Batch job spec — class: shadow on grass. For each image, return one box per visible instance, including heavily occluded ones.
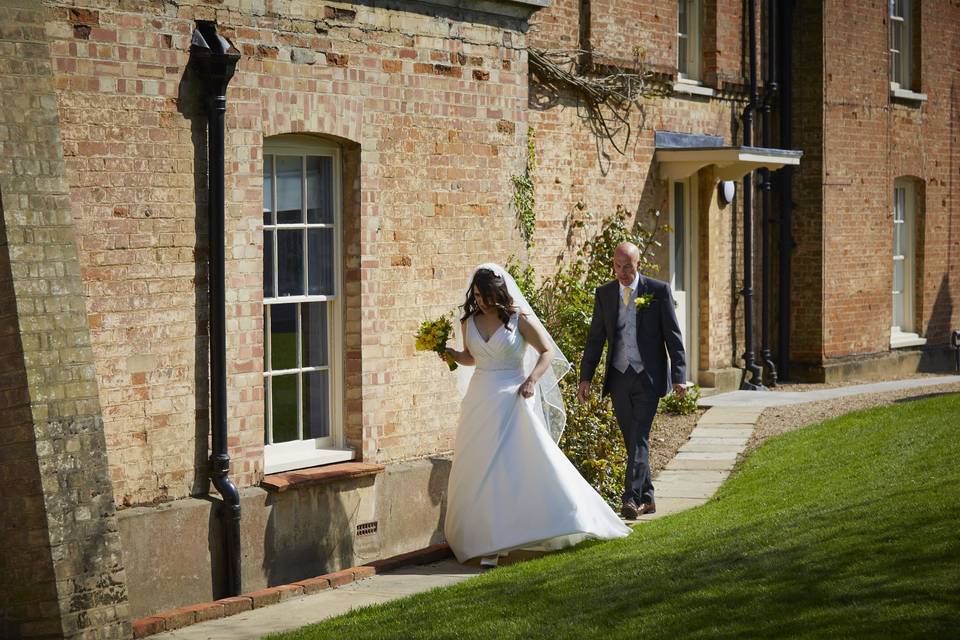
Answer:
[892,391,959,403]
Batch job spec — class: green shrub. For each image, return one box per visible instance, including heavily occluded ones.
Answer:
[508,204,671,505]
[658,384,701,415]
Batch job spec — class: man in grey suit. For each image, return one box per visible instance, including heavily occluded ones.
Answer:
[576,242,687,519]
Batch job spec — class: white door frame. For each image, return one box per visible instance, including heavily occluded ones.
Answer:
[668,175,700,384]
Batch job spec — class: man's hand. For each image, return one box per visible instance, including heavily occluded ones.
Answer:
[672,383,686,398]
[576,381,591,403]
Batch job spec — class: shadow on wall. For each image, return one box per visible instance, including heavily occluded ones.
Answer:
[919,274,956,373]
[927,274,954,343]
[427,456,452,544]
[203,496,228,600]
[0,195,63,639]
[176,58,212,498]
[260,481,358,587]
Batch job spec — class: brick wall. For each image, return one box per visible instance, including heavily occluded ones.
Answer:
[528,1,745,375]
[0,201,63,639]
[789,0,825,364]
[589,0,676,70]
[817,0,960,359]
[44,0,534,504]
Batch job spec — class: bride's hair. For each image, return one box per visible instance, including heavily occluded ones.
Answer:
[462,268,515,327]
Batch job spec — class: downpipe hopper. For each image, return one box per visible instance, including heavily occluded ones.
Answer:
[190,21,241,97]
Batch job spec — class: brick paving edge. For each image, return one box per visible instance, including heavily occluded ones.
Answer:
[131,543,452,638]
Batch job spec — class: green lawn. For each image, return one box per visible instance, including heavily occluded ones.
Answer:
[269,393,960,639]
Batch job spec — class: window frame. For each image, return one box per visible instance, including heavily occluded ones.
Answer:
[676,0,702,83]
[667,175,700,382]
[890,178,925,349]
[887,0,927,105]
[262,135,352,474]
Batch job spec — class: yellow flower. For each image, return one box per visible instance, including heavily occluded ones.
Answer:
[414,313,457,370]
[635,293,654,310]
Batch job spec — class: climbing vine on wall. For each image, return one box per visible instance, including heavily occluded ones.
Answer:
[511,127,537,251]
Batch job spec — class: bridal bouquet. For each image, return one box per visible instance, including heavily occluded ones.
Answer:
[415,314,458,371]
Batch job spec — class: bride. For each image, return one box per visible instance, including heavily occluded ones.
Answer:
[442,264,630,568]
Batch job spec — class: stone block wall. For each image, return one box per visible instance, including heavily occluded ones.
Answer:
[0,1,130,637]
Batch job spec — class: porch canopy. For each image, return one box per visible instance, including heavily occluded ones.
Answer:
[654,131,802,181]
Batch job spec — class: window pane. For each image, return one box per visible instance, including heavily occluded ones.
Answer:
[678,0,688,35]
[270,303,298,371]
[892,291,903,328]
[674,183,686,290]
[271,374,299,443]
[264,230,275,299]
[263,305,271,372]
[308,228,335,295]
[893,259,904,293]
[302,302,328,367]
[893,187,906,256]
[306,156,334,224]
[276,155,303,224]
[264,379,270,444]
[263,155,274,225]
[303,370,330,439]
[277,229,305,296]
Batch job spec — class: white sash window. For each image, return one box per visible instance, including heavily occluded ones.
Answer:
[677,0,702,82]
[263,136,352,473]
[890,178,925,349]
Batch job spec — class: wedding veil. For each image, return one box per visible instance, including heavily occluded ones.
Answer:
[451,263,572,442]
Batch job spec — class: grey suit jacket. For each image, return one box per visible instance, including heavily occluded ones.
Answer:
[579,276,687,398]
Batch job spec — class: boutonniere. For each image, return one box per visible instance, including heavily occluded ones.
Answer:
[635,292,654,310]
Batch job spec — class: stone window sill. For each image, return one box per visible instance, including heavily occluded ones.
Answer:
[673,80,714,98]
[890,331,927,349]
[264,446,354,475]
[890,84,927,104]
[261,462,385,493]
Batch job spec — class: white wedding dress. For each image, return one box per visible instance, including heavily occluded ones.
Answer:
[444,312,631,563]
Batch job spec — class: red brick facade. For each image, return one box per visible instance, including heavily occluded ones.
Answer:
[2,0,958,634]
[791,0,960,365]
[44,1,534,506]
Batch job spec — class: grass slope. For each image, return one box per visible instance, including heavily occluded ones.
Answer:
[270,392,960,639]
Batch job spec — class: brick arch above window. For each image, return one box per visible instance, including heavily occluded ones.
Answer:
[261,94,365,144]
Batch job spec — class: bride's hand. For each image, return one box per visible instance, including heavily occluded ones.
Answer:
[518,379,535,398]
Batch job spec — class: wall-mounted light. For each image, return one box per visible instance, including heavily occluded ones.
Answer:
[718,180,736,205]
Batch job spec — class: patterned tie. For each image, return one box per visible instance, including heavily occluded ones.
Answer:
[622,286,632,307]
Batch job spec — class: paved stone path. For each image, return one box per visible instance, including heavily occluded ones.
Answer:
[698,375,960,407]
[154,375,960,639]
[151,561,481,639]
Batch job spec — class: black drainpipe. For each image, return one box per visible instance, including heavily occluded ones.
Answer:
[741,0,764,390]
[760,0,778,386]
[776,1,796,381]
[189,21,242,597]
